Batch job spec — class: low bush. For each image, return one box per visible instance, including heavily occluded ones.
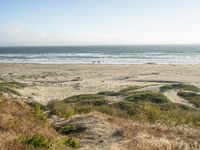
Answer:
[63,138,80,148]
[19,134,51,148]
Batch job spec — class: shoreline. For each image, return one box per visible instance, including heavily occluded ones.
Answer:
[1,62,200,65]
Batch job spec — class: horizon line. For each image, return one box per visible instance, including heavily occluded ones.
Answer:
[1,43,200,47]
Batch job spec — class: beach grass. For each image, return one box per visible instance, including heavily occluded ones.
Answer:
[0,82,27,96]
[47,90,200,126]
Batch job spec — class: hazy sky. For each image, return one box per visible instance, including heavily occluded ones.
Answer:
[0,0,200,46]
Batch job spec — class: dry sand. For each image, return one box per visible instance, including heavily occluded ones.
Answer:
[0,63,200,104]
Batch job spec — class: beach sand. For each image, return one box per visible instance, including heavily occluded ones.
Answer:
[0,63,200,104]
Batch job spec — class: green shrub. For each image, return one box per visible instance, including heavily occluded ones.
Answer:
[20,134,51,148]
[125,91,170,103]
[63,138,80,148]
[160,84,200,92]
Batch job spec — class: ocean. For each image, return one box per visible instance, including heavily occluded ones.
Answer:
[0,45,200,64]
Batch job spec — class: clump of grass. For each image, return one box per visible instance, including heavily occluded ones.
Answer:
[178,91,200,108]
[63,138,80,148]
[47,100,76,119]
[0,82,26,96]
[125,91,171,103]
[160,84,200,92]
[19,134,51,148]
[58,124,87,135]
[35,104,48,121]
[59,124,76,134]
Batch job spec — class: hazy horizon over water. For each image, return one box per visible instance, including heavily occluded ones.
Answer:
[0,45,200,64]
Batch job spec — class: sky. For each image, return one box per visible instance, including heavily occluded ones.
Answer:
[0,0,200,46]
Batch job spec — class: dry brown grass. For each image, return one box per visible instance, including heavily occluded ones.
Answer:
[95,112,200,150]
[123,122,200,150]
[0,95,68,150]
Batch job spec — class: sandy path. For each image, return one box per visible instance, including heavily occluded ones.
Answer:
[52,112,125,150]
[163,90,195,108]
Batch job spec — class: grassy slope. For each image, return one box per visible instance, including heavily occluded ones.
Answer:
[0,95,70,150]
[48,89,200,126]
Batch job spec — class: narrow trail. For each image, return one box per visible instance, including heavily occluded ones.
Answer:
[163,90,196,108]
[52,113,125,150]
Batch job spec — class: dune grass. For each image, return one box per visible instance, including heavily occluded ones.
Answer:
[160,84,200,92]
[19,134,51,148]
[0,82,27,96]
[62,138,80,148]
[47,91,200,126]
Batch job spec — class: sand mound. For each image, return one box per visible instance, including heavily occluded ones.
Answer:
[52,112,125,150]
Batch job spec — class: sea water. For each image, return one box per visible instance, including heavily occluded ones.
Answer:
[0,45,200,64]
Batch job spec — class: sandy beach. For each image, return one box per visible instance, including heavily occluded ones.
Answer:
[0,63,200,104]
